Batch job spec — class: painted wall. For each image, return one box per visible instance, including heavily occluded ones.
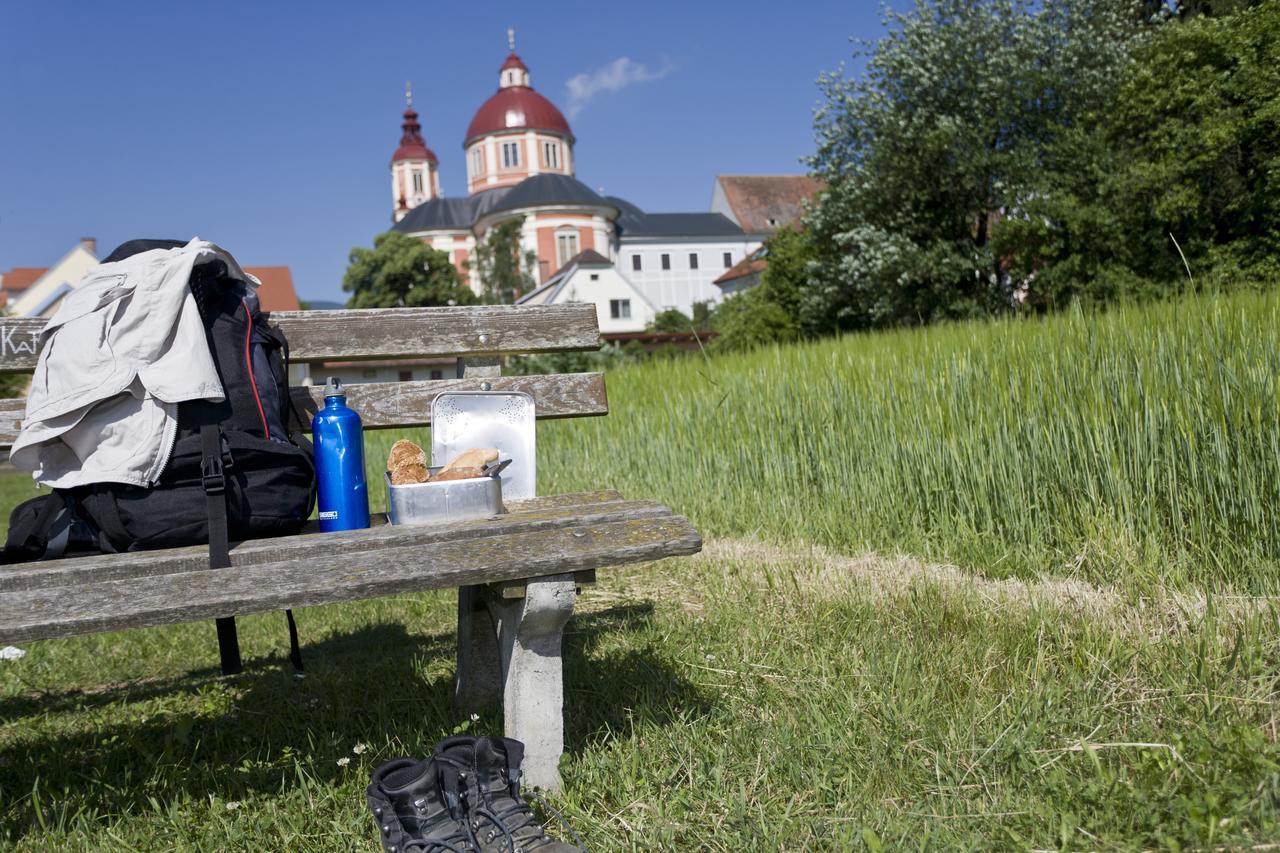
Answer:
[465,131,573,194]
[544,265,654,334]
[618,237,761,315]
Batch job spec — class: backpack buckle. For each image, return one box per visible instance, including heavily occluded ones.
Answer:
[201,455,225,496]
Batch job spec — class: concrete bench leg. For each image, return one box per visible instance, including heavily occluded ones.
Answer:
[455,584,503,714]
[491,573,577,792]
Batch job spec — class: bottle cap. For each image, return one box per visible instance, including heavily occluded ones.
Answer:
[324,376,345,399]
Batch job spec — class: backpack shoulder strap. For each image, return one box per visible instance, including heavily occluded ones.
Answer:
[201,424,242,676]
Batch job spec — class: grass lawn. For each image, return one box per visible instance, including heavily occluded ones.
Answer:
[2,542,1277,849]
[2,289,1279,848]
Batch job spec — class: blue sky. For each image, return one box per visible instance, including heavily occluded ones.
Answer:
[0,1,890,303]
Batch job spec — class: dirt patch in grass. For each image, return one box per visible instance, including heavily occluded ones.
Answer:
[619,538,1280,638]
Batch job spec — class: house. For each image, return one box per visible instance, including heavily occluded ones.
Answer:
[714,246,769,296]
[1,239,100,316]
[710,175,825,237]
[516,249,655,333]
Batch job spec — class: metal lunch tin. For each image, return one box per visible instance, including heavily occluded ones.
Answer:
[384,468,504,526]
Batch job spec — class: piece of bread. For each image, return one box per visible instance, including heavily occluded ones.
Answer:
[432,466,486,482]
[441,447,499,473]
[387,439,429,485]
[390,463,430,485]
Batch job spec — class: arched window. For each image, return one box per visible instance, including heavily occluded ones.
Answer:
[412,171,424,194]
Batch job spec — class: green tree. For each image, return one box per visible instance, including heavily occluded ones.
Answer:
[470,218,537,304]
[1108,2,1280,283]
[710,288,798,351]
[999,1,1280,296]
[804,0,1144,330]
[342,231,477,309]
[647,308,693,333]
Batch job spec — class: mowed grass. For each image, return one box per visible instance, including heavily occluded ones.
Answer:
[2,546,1279,850]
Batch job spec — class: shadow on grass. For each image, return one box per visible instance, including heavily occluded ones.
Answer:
[0,602,709,840]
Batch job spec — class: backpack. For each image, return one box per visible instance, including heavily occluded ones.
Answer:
[3,239,317,674]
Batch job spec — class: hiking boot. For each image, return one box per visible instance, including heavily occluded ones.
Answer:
[434,735,584,853]
[367,756,477,852]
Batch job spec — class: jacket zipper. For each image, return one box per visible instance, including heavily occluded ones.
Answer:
[149,403,181,485]
[242,298,271,438]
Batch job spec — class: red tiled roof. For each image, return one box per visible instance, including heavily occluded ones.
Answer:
[244,266,301,312]
[0,267,49,292]
[714,253,768,285]
[716,175,825,235]
[500,51,528,72]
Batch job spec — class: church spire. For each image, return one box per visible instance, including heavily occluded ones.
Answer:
[499,27,530,88]
[390,82,440,222]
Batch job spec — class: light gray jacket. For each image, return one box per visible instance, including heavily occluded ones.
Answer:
[10,239,260,488]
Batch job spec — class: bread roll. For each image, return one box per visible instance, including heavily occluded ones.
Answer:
[432,466,486,482]
[441,447,499,473]
[387,439,429,485]
[390,463,430,485]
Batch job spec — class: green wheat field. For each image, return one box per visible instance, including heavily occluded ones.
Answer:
[2,288,1279,849]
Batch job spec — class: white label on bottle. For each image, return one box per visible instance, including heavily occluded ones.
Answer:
[319,510,338,519]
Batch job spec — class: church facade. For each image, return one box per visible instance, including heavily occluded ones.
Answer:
[388,38,759,320]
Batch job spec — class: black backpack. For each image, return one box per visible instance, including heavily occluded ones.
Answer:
[3,239,317,674]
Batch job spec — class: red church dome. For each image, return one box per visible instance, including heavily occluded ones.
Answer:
[464,51,573,145]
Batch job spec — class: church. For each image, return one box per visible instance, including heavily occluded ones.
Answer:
[385,35,814,328]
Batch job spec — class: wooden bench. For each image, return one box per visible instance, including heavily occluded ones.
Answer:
[0,304,702,790]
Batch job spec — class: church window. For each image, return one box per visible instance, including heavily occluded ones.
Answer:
[412,171,424,194]
[631,255,642,272]
[723,252,733,268]
[661,254,671,271]
[471,148,483,176]
[689,253,699,270]
[556,229,579,267]
[610,299,631,320]
[544,141,560,169]
[502,141,521,168]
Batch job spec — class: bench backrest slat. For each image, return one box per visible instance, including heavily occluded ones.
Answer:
[0,304,601,373]
[0,372,607,450]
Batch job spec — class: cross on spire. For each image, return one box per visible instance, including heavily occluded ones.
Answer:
[507,27,515,51]
[405,80,413,107]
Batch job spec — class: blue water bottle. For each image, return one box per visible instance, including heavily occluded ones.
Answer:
[312,376,370,532]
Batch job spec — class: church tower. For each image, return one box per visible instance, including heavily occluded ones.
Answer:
[463,30,576,195]
[390,83,441,222]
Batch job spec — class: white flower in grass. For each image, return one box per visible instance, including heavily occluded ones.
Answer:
[225,801,241,811]
[337,756,351,767]
[470,713,480,722]
[352,743,367,755]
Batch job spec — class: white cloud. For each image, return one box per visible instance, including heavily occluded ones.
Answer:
[564,57,675,118]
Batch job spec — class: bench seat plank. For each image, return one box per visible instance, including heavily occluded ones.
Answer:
[0,494,666,593]
[0,514,701,644]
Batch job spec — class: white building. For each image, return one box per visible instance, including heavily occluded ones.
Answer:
[385,36,824,323]
[516,249,656,333]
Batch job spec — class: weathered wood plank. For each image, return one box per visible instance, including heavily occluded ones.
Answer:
[287,372,607,430]
[0,497,670,592]
[0,372,607,449]
[0,304,602,374]
[0,515,703,643]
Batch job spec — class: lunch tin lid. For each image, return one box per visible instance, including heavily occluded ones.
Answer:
[430,391,536,500]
